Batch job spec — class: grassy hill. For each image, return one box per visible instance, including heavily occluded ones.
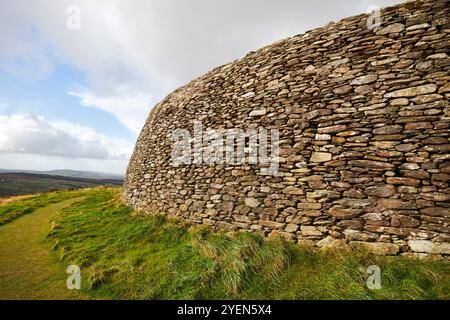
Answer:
[0,172,122,197]
[35,169,123,180]
[0,169,124,180]
[0,187,449,300]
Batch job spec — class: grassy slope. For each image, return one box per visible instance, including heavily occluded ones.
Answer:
[0,172,122,197]
[0,198,87,299]
[0,188,101,225]
[44,188,449,300]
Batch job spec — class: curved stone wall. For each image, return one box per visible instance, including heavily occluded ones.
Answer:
[123,0,450,257]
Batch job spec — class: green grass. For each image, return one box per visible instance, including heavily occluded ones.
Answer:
[0,178,95,197]
[45,188,450,300]
[0,188,102,225]
[0,172,122,197]
[0,198,87,299]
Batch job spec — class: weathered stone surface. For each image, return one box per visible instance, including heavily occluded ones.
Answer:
[344,229,373,241]
[249,108,267,117]
[405,122,432,130]
[217,202,234,212]
[373,125,403,135]
[333,85,352,95]
[123,0,450,258]
[310,152,332,163]
[408,240,450,254]
[350,241,400,255]
[398,186,418,194]
[307,190,340,200]
[390,98,409,106]
[317,236,349,249]
[350,74,378,85]
[384,84,437,98]
[421,207,450,217]
[285,223,299,233]
[268,230,296,241]
[420,193,450,202]
[378,199,416,210]
[391,215,420,228]
[365,185,396,198]
[386,177,421,186]
[376,23,405,35]
[315,134,331,141]
[245,197,260,208]
[317,125,347,134]
[350,160,395,170]
[297,202,322,210]
[259,220,285,230]
[301,226,322,236]
[439,82,450,94]
[400,163,420,170]
[335,198,374,209]
[329,206,362,219]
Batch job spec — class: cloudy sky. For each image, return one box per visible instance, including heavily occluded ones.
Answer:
[0,0,401,174]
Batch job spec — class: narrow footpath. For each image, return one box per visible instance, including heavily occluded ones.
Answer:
[0,198,87,299]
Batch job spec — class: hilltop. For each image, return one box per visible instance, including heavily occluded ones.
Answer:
[0,171,123,197]
[0,168,124,180]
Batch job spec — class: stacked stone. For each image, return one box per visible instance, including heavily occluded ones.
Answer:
[123,0,450,258]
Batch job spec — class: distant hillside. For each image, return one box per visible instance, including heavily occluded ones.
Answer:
[0,172,123,197]
[0,169,124,180]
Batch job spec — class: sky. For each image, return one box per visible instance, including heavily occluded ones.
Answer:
[0,0,401,174]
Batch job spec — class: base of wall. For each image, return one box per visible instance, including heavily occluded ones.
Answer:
[130,204,450,260]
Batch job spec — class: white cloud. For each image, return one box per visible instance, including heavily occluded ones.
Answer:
[0,0,402,135]
[0,153,127,175]
[0,0,405,174]
[67,87,153,133]
[0,101,9,113]
[0,4,55,80]
[0,114,133,161]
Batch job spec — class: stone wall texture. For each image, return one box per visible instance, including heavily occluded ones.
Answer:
[123,0,450,258]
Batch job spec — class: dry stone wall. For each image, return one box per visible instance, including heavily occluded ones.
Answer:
[123,0,450,258]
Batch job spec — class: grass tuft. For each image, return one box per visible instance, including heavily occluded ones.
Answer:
[35,188,450,300]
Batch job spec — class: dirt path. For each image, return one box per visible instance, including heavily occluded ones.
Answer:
[0,198,88,299]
